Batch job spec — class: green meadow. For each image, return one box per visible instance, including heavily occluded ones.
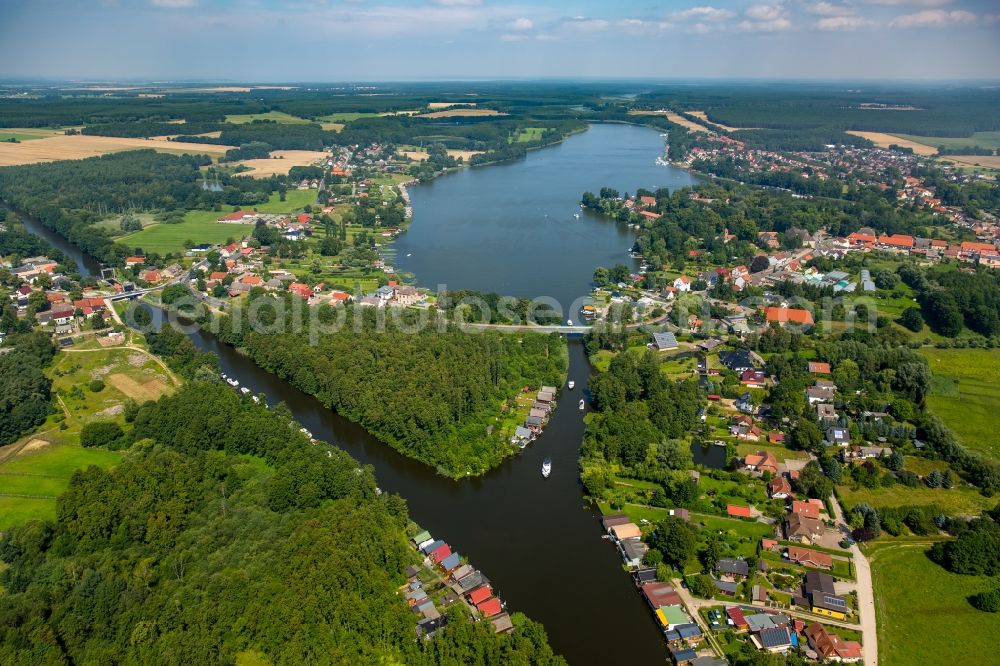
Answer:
[920,348,1000,460]
[894,131,1000,152]
[224,111,312,124]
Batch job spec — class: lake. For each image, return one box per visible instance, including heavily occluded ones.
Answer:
[395,123,699,316]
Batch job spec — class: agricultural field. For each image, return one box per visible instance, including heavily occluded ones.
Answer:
[421,108,505,119]
[316,112,381,123]
[868,541,1000,666]
[628,110,708,133]
[837,479,994,516]
[844,131,938,156]
[235,149,328,178]
[892,131,1000,152]
[942,155,1000,170]
[920,348,1000,459]
[224,111,311,124]
[0,134,233,166]
[688,111,758,132]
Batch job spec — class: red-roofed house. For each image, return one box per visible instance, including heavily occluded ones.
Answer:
[769,476,792,499]
[846,232,876,247]
[288,282,313,299]
[878,234,914,251]
[477,597,503,618]
[727,504,752,519]
[209,271,228,281]
[125,256,146,267]
[141,270,162,284]
[241,275,263,286]
[744,451,779,475]
[297,213,310,224]
[791,500,820,520]
[805,622,863,662]
[787,546,833,569]
[726,606,748,632]
[639,210,662,221]
[808,361,831,374]
[765,306,814,327]
[468,585,493,605]
[429,544,451,563]
[217,210,257,223]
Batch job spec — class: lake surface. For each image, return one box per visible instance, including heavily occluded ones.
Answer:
[19,123,702,664]
[395,123,699,317]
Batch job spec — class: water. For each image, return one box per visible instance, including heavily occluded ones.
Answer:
[691,441,728,470]
[7,205,102,277]
[395,123,699,315]
[21,123,701,664]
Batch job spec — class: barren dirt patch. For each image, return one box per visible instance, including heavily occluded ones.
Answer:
[628,110,708,133]
[106,373,169,402]
[421,108,504,119]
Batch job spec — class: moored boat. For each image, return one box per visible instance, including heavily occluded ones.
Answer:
[567,380,575,390]
[542,458,551,478]
[578,399,585,410]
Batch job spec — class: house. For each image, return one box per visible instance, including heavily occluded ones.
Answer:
[718,351,757,372]
[491,612,514,634]
[825,427,850,446]
[673,275,692,292]
[740,369,766,388]
[412,530,431,546]
[601,514,632,531]
[791,500,820,520]
[744,451,779,475]
[808,361,831,374]
[633,568,658,585]
[467,585,493,606]
[712,579,737,596]
[671,647,698,665]
[439,552,461,573]
[639,195,657,208]
[727,504,752,519]
[610,523,642,541]
[288,282,313,299]
[394,285,421,306]
[641,582,682,609]
[429,543,452,563]
[765,306,814,327]
[817,403,838,424]
[753,626,793,653]
[804,622,863,662]
[217,210,258,223]
[806,386,836,403]
[787,546,833,570]
[715,557,750,580]
[477,597,503,618]
[769,476,792,499]
[878,234,914,251]
[726,605,748,631]
[802,572,849,619]
[450,564,473,582]
[655,604,689,631]
[124,256,146,268]
[640,210,662,221]
[653,331,679,351]
[736,392,755,414]
[768,432,785,445]
[841,445,892,462]
[619,538,648,567]
[785,513,824,544]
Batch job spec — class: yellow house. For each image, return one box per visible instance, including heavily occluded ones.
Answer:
[811,594,848,621]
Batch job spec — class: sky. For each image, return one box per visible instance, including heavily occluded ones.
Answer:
[1,0,998,81]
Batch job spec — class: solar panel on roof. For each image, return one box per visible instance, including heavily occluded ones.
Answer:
[823,595,847,608]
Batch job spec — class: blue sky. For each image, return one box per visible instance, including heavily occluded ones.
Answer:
[1,0,998,80]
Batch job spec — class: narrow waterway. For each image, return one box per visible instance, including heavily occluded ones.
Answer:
[15,123,699,664]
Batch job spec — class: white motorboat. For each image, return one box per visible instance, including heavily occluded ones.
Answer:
[579,399,585,411]
[574,213,580,219]
[568,380,575,390]
[566,319,573,326]
[542,458,552,478]
[226,378,239,387]
[240,387,250,395]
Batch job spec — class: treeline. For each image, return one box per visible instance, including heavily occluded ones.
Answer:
[82,120,224,138]
[434,289,562,326]
[214,295,567,476]
[0,214,69,266]
[898,264,1000,338]
[695,155,849,199]
[0,150,285,263]
[581,349,701,493]
[186,121,335,151]
[0,331,55,446]
[0,382,565,664]
[0,95,255,128]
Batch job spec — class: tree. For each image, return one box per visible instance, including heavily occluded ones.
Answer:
[592,266,609,286]
[790,420,823,452]
[899,307,924,332]
[794,460,833,499]
[689,574,717,599]
[649,517,697,570]
[886,450,905,472]
[926,469,943,488]
[88,379,105,393]
[79,420,124,448]
[922,290,963,337]
[970,587,1000,613]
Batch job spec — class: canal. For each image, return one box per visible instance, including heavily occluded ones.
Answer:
[17,123,699,665]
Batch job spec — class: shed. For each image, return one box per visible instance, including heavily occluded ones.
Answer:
[421,539,444,555]
[451,564,473,581]
[429,544,451,563]
[610,523,641,541]
[439,552,461,572]
[468,585,493,605]
[412,530,432,545]
[491,612,514,634]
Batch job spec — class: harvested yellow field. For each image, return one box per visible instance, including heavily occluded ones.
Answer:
[688,110,758,131]
[447,149,482,161]
[846,131,938,156]
[422,108,504,118]
[428,102,476,109]
[400,150,429,161]
[234,150,328,178]
[943,155,1000,170]
[0,135,233,166]
[320,122,345,132]
[628,110,708,133]
[106,373,170,402]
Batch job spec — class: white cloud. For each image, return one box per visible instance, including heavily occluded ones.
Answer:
[736,17,792,31]
[889,9,976,28]
[807,2,854,16]
[151,0,196,7]
[745,4,785,22]
[863,0,953,6]
[617,18,674,31]
[499,33,526,42]
[563,17,609,31]
[509,17,533,31]
[671,6,735,22]
[433,0,483,6]
[816,15,875,30]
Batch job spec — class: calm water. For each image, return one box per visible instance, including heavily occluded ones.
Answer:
[20,124,701,664]
[395,123,699,316]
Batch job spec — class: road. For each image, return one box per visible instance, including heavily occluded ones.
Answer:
[829,494,878,666]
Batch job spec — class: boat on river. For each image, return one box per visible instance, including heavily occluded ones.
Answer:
[541,458,551,478]
[567,380,575,390]
[578,399,585,410]
[566,319,573,326]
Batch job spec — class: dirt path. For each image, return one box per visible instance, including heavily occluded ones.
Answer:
[60,344,181,387]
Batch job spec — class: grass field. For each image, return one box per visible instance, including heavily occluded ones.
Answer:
[514,127,546,143]
[735,442,810,463]
[868,541,1000,666]
[893,131,1000,152]
[224,111,311,124]
[0,135,233,166]
[845,131,938,156]
[920,348,1000,460]
[316,112,381,122]
[837,481,994,515]
[119,190,315,254]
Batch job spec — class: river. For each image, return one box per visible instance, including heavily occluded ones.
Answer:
[17,123,699,665]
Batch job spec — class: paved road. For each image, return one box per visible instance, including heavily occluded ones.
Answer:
[829,494,878,666]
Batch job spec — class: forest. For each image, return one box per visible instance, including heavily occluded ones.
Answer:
[580,347,702,495]
[0,331,56,446]
[0,382,565,665]
[213,294,568,476]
